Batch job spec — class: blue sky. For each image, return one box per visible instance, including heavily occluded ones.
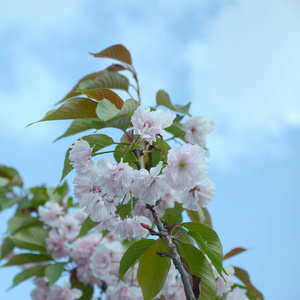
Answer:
[0,0,299,299]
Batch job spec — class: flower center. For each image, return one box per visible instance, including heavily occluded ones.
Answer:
[179,161,186,169]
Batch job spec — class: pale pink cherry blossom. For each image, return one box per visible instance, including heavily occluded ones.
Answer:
[48,281,82,300]
[101,215,121,231]
[182,116,214,147]
[71,233,101,265]
[133,200,154,221]
[181,177,215,211]
[130,161,167,204]
[73,175,93,200]
[114,216,152,240]
[38,201,64,227]
[90,244,112,280]
[76,263,103,287]
[79,192,108,222]
[46,230,69,258]
[73,210,88,224]
[55,214,81,241]
[159,186,177,210]
[226,287,250,300]
[163,143,208,191]
[31,278,50,300]
[94,158,134,197]
[69,139,94,176]
[106,281,143,300]
[131,106,176,144]
[163,280,185,300]
[213,265,235,297]
[31,287,49,300]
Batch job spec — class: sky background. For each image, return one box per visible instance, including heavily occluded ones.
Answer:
[1,0,299,299]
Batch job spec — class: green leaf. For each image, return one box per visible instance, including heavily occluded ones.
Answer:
[96,98,138,123]
[137,240,171,300]
[233,267,264,300]
[9,265,47,290]
[71,281,94,300]
[0,237,14,260]
[28,98,99,126]
[186,207,212,228]
[83,71,129,92]
[82,134,114,153]
[182,222,223,277]
[54,119,97,142]
[154,138,171,159]
[174,102,192,116]
[7,216,38,234]
[91,116,131,132]
[3,253,52,267]
[165,124,186,141]
[0,197,21,210]
[96,99,120,121]
[119,239,156,280]
[156,90,177,111]
[0,165,23,187]
[57,71,109,105]
[90,44,132,65]
[59,147,73,184]
[79,88,124,110]
[114,144,138,166]
[45,262,66,284]
[178,243,217,300]
[163,202,183,225]
[75,217,98,240]
[9,227,48,252]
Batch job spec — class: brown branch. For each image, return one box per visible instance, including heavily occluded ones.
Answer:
[145,204,197,300]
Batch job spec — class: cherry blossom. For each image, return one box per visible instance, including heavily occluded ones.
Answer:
[114,216,152,240]
[226,287,250,300]
[48,281,82,300]
[130,161,167,204]
[46,230,69,258]
[38,201,63,227]
[69,139,94,175]
[182,116,214,146]
[163,143,208,190]
[181,177,215,211]
[90,244,112,280]
[214,265,235,297]
[94,158,134,197]
[131,106,176,144]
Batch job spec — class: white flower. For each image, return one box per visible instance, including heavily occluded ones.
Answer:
[90,244,112,280]
[94,158,134,197]
[107,282,143,300]
[214,265,235,297]
[73,175,93,200]
[69,139,94,175]
[225,287,250,300]
[38,201,64,227]
[131,161,167,204]
[114,216,152,240]
[182,116,214,146]
[163,144,208,191]
[48,281,82,300]
[55,214,81,241]
[131,106,176,144]
[101,215,121,231]
[46,230,69,258]
[71,233,101,265]
[181,177,215,211]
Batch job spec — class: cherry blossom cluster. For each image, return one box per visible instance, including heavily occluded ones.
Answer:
[69,107,216,242]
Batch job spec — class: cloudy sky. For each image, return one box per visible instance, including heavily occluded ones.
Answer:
[1,1,299,299]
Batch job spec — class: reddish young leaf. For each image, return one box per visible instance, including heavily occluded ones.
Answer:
[91,44,132,65]
[224,247,247,260]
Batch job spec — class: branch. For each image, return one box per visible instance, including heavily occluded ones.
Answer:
[145,204,197,300]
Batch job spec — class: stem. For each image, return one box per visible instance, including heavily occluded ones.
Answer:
[92,150,117,156]
[146,204,196,300]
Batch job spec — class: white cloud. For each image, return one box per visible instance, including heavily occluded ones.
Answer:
[183,0,300,168]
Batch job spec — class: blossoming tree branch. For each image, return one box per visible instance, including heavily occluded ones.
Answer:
[0,45,263,300]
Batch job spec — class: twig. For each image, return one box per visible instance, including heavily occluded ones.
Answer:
[145,204,196,300]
